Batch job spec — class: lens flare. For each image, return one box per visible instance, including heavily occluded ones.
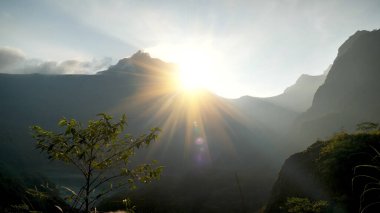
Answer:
[195,137,204,145]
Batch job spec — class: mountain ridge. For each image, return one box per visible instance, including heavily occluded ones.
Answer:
[265,69,328,112]
[290,29,380,150]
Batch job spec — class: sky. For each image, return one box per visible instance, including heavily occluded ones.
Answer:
[0,0,380,98]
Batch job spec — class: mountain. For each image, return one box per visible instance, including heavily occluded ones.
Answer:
[265,29,380,212]
[231,96,299,136]
[265,67,329,113]
[0,51,298,212]
[291,29,380,149]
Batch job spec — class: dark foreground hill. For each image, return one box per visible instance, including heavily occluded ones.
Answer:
[265,128,380,213]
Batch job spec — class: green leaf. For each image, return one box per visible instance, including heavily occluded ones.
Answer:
[58,119,67,126]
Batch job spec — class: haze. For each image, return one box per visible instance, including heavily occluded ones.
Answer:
[1,0,380,97]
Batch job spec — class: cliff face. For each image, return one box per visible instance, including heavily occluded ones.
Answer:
[311,30,380,116]
[292,29,380,147]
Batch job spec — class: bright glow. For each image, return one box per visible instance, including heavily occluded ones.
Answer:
[146,40,230,95]
[176,48,214,91]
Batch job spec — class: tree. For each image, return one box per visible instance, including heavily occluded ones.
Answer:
[32,113,163,212]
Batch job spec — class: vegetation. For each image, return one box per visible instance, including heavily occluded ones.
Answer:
[285,197,328,213]
[32,113,163,212]
[351,122,380,213]
[356,122,379,133]
[316,126,380,211]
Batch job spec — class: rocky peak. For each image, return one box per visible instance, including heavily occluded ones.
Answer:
[98,50,176,75]
[337,30,370,58]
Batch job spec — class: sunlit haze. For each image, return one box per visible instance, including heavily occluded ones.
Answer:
[155,43,221,92]
[1,0,380,97]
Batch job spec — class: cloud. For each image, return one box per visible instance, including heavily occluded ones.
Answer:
[0,47,112,74]
[23,58,112,75]
[0,47,26,71]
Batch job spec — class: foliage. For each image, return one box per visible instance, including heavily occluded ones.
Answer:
[317,131,379,194]
[284,197,328,213]
[267,126,380,212]
[32,113,163,212]
[315,128,380,211]
[356,122,379,132]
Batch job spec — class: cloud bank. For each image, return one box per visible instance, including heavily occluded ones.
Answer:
[0,47,111,75]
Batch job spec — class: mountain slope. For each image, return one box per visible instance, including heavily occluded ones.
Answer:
[265,68,329,113]
[292,29,380,148]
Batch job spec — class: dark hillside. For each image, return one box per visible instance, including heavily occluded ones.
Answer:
[266,130,380,212]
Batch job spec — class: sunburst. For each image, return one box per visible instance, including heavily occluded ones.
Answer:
[109,50,246,166]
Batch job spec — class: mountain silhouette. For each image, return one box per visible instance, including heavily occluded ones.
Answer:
[291,29,380,150]
[265,69,329,113]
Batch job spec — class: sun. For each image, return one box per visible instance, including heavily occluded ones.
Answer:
[176,48,215,92]
[146,41,226,94]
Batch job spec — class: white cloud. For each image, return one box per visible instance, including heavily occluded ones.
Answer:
[0,47,26,71]
[0,47,112,75]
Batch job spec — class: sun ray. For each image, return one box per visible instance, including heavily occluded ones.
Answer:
[108,50,251,166]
